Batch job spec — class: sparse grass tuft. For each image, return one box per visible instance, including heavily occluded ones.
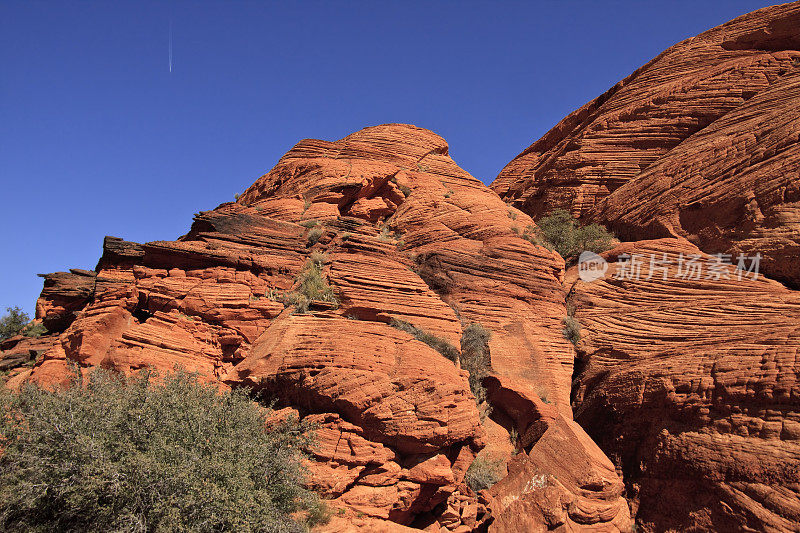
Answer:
[390,319,460,363]
[465,455,504,493]
[285,255,339,313]
[307,227,324,246]
[460,323,492,417]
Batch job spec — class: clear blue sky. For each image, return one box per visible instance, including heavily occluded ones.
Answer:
[0,0,778,317]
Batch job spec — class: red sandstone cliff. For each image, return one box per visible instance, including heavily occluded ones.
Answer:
[492,2,800,531]
[493,1,800,288]
[3,3,799,531]
[3,124,630,532]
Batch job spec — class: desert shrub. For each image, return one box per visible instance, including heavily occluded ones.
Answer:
[0,368,325,532]
[563,316,581,346]
[509,427,519,454]
[299,219,319,229]
[534,209,614,263]
[390,319,460,363]
[460,323,492,414]
[306,227,324,246]
[507,209,518,220]
[285,256,339,313]
[398,184,411,197]
[537,387,550,404]
[0,307,30,340]
[22,322,48,338]
[465,455,504,493]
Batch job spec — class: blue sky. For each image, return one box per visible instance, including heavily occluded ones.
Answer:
[0,0,778,317]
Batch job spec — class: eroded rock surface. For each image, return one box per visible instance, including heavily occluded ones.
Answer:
[569,238,800,532]
[4,124,629,531]
[493,2,800,287]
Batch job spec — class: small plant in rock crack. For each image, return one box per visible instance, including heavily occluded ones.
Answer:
[390,319,460,363]
[563,316,581,346]
[284,254,339,313]
[465,455,505,493]
[460,323,493,418]
[306,227,325,246]
[509,427,520,454]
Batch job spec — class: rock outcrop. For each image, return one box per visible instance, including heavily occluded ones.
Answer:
[568,238,800,532]
[489,4,800,529]
[493,1,800,287]
[4,124,630,531]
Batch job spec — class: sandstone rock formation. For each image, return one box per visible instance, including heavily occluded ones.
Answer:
[568,238,800,532]
[493,1,800,287]
[3,124,630,531]
[490,5,800,529]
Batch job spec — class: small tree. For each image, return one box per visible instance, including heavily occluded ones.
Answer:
[0,368,326,532]
[0,307,30,340]
[533,209,615,263]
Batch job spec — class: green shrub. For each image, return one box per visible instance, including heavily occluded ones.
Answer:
[465,455,504,493]
[460,323,492,414]
[22,322,48,338]
[390,319,459,363]
[0,368,325,532]
[398,184,412,197]
[0,307,30,340]
[533,209,614,263]
[299,219,319,229]
[285,256,339,313]
[306,227,324,246]
[563,316,581,346]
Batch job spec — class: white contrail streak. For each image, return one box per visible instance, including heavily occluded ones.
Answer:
[169,21,173,73]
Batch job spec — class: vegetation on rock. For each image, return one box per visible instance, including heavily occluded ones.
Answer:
[285,254,339,313]
[0,367,326,532]
[465,455,504,493]
[562,316,581,346]
[460,323,492,416]
[534,209,614,263]
[0,307,30,340]
[389,319,460,363]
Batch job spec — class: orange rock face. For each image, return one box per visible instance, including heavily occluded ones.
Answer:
[5,124,630,531]
[569,238,800,532]
[489,5,800,529]
[493,2,800,287]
